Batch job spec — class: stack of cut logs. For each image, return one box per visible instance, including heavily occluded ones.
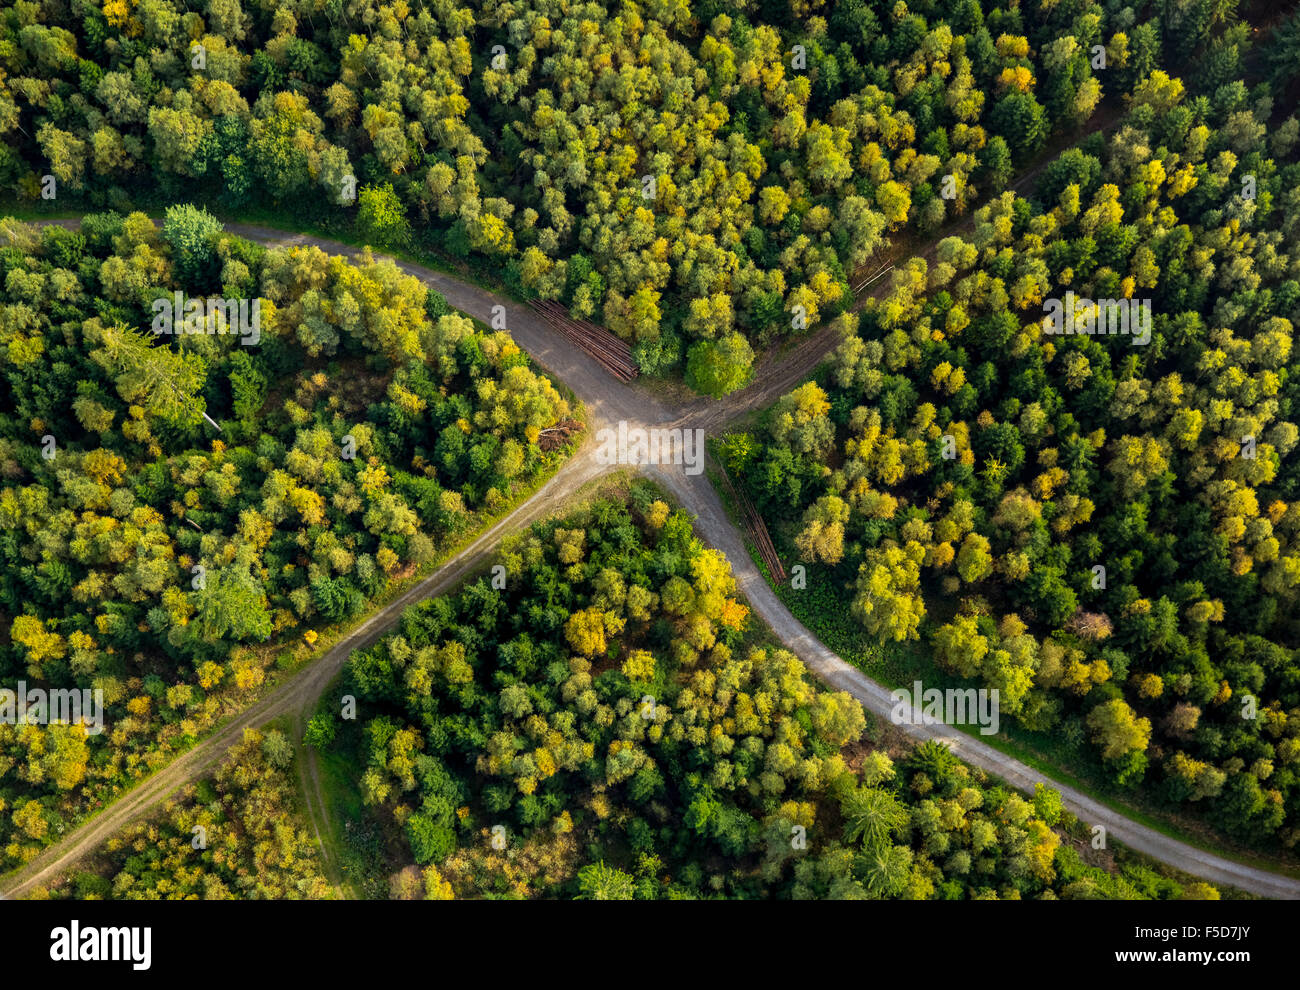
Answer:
[720,464,786,582]
[529,299,639,382]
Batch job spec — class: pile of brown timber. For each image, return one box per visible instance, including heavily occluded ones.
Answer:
[720,464,785,582]
[529,299,639,382]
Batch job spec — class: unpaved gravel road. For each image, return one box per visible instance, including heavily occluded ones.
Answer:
[4,212,1298,900]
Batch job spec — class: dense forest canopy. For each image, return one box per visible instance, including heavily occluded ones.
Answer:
[725,59,1300,848]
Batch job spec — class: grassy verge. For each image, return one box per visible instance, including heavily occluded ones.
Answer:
[299,687,391,899]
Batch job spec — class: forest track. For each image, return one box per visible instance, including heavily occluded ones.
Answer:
[6,187,1300,899]
[290,707,349,898]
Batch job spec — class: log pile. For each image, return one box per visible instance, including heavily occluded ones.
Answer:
[720,464,785,582]
[529,299,639,382]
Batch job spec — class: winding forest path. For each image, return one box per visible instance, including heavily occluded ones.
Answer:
[4,213,1299,900]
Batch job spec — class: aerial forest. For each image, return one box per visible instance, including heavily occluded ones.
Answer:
[2,0,1299,902]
